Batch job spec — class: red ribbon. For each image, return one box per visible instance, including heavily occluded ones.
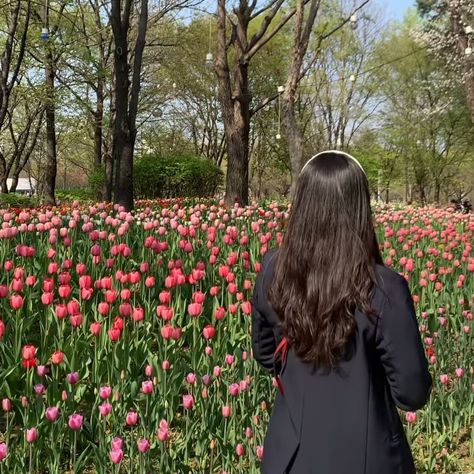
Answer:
[274,336,289,395]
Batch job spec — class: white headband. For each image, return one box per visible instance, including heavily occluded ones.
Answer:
[300,150,366,175]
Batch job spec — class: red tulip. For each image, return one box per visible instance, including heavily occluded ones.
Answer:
[10,294,24,310]
[51,350,64,365]
[202,325,216,340]
[188,302,202,317]
[90,321,102,336]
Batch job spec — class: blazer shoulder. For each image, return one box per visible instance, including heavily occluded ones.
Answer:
[262,247,279,266]
[374,263,408,291]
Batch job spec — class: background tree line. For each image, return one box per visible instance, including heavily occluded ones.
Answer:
[0,0,473,210]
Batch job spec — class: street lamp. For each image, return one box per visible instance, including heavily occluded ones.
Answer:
[205,15,214,69]
[40,27,49,40]
[350,14,357,30]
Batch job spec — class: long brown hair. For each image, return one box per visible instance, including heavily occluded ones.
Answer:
[267,151,383,368]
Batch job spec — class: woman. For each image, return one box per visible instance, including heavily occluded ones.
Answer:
[252,151,432,474]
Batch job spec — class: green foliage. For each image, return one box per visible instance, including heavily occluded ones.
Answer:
[0,193,39,209]
[134,155,224,199]
[88,165,106,198]
[56,188,95,203]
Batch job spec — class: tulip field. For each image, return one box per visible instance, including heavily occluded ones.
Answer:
[0,199,472,473]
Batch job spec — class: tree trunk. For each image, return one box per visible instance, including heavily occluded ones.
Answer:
[9,173,18,192]
[434,179,441,203]
[110,0,148,211]
[94,75,104,169]
[465,75,474,126]
[224,115,249,205]
[282,97,305,197]
[43,46,57,206]
[103,74,115,202]
[282,0,320,198]
[215,0,291,207]
[0,176,8,193]
[111,0,132,210]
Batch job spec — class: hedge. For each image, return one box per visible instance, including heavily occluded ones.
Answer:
[134,154,223,199]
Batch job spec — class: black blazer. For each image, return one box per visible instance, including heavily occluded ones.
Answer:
[252,248,432,474]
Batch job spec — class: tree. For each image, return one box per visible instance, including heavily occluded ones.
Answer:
[0,1,31,192]
[372,12,474,204]
[417,0,474,125]
[215,0,298,206]
[109,0,149,211]
[110,0,195,210]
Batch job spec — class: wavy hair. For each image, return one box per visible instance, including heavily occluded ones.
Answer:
[267,151,383,368]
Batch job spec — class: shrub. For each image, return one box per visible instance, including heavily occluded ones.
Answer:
[0,193,39,209]
[56,189,95,204]
[134,154,223,199]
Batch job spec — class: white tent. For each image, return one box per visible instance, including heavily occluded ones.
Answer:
[6,177,38,194]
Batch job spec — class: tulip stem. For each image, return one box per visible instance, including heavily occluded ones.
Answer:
[71,430,77,474]
[28,442,32,474]
[185,411,189,463]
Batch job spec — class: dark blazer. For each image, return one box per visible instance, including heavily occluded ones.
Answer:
[252,248,432,474]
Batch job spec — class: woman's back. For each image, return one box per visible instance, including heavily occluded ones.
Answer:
[252,151,432,473]
[252,245,432,474]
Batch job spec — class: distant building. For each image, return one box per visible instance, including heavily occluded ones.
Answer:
[6,177,38,195]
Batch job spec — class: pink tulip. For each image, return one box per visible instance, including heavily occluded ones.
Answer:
[256,445,264,460]
[440,374,449,385]
[186,373,197,385]
[229,383,240,397]
[132,307,144,322]
[182,394,194,410]
[109,448,124,464]
[99,385,112,399]
[142,380,153,394]
[202,324,216,340]
[222,405,231,418]
[157,419,169,441]
[37,365,48,377]
[145,364,153,377]
[10,294,24,310]
[66,372,80,385]
[137,438,150,453]
[0,443,8,461]
[405,412,417,424]
[111,437,123,450]
[2,398,12,412]
[25,427,38,443]
[68,413,83,430]
[99,402,112,417]
[188,302,202,317]
[45,406,60,422]
[455,368,464,378]
[126,411,139,426]
[236,443,245,457]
